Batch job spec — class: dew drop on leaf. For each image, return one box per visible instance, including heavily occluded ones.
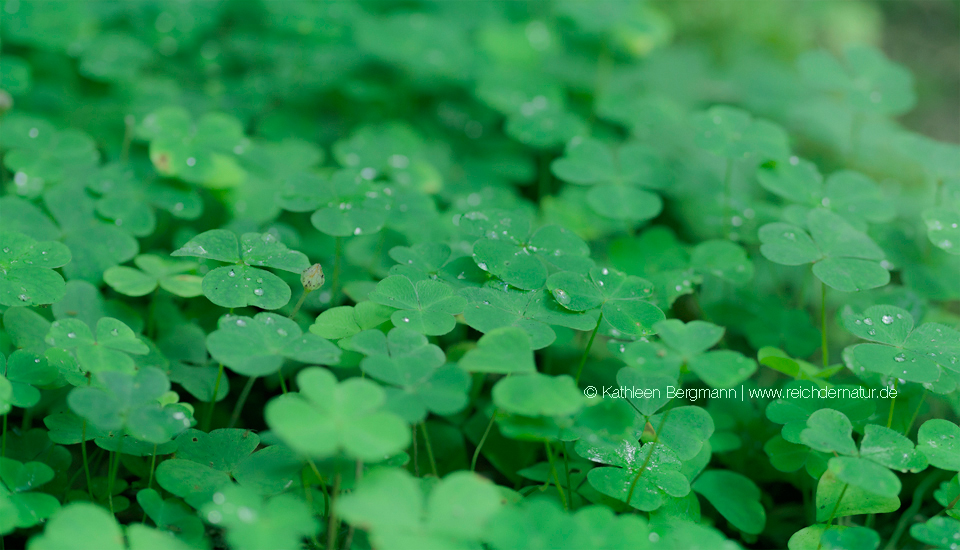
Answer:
[552,289,571,305]
[881,315,894,324]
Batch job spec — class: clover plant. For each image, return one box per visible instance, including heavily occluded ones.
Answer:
[0,2,959,550]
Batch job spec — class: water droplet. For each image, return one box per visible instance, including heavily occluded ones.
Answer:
[186,157,196,167]
[236,319,247,327]
[552,288,571,305]
[881,315,894,325]
[18,294,29,302]
[354,227,362,235]
[868,329,876,336]
[29,128,39,138]
[863,318,874,326]
[894,354,906,363]
[783,232,796,241]
[402,317,410,323]
[228,269,236,277]
[1,247,9,253]
[254,288,264,296]
[67,332,76,338]
[277,329,287,336]
[111,328,119,336]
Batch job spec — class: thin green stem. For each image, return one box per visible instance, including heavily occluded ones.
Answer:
[278,367,288,395]
[575,313,603,384]
[625,409,672,506]
[886,379,899,429]
[229,376,257,429]
[342,461,362,550]
[412,424,419,477]
[204,363,225,432]
[817,484,848,550]
[107,437,123,515]
[820,280,829,367]
[421,422,439,477]
[1,414,6,459]
[326,471,341,550]
[471,410,497,472]
[721,157,734,236]
[331,237,343,304]
[904,389,928,435]
[544,442,568,510]
[289,288,312,319]
[562,444,573,510]
[142,444,158,523]
[80,421,93,498]
[883,472,942,550]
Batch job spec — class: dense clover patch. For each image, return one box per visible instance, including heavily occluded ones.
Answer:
[1,2,959,550]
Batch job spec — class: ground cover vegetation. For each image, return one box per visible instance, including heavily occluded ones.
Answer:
[1,1,960,549]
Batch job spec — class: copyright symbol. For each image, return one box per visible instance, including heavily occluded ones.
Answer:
[584,386,597,398]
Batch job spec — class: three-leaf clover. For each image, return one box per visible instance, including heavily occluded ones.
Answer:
[349,328,470,423]
[265,367,410,461]
[550,137,666,222]
[692,470,766,535]
[339,468,502,550]
[27,502,194,550]
[46,317,148,374]
[207,313,341,376]
[200,486,318,550]
[616,319,757,388]
[367,275,467,336]
[692,105,790,161]
[171,229,309,309]
[547,266,666,338]
[137,107,248,189]
[104,254,203,298]
[759,208,890,291]
[798,45,915,115]
[0,230,70,306]
[576,439,689,511]
[842,305,960,384]
[458,327,536,374]
[278,169,391,237]
[0,458,61,533]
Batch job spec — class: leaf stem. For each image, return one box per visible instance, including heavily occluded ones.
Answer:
[80,420,93,498]
[471,409,497,472]
[289,288,312,319]
[412,424,419,477]
[575,312,603,384]
[883,472,941,550]
[544,442,568,510]
[326,471,341,550]
[886,379,899,429]
[421,422,439,477]
[625,409,672,507]
[277,367,288,395]
[229,376,257,429]
[142,444,158,523]
[817,483,848,550]
[904,389,927,435]
[820,280,829,367]
[1,414,6,459]
[342,461,362,550]
[331,237,343,305]
[204,363,225,432]
[107,437,123,515]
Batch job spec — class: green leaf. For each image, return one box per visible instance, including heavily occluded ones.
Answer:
[207,313,340,376]
[492,373,585,417]
[799,45,915,115]
[828,456,901,498]
[459,327,536,374]
[799,409,858,456]
[859,424,928,473]
[691,240,755,285]
[200,486,318,550]
[910,517,960,549]
[0,231,70,306]
[0,457,61,532]
[923,207,960,255]
[693,470,766,535]
[578,440,690,512]
[368,275,466,336]
[265,367,410,461]
[815,469,900,521]
[692,105,789,160]
[136,489,206,547]
[918,419,960,471]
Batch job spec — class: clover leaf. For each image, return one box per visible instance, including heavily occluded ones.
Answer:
[172,229,310,309]
[200,486,317,550]
[43,183,138,283]
[46,317,148,374]
[766,380,875,444]
[461,209,593,290]
[367,274,466,336]
[27,502,193,550]
[492,372,585,418]
[609,226,703,307]
[616,319,756,388]
[547,266,665,338]
[136,489,205,547]
[207,313,341,377]
[460,283,597,349]
[1,117,99,197]
[265,367,410,462]
[104,254,202,298]
[757,161,895,228]
[279,169,391,237]
[576,439,689,511]
[842,305,960,384]
[137,107,248,189]
[459,327,536,374]
[1,350,58,409]
[911,517,960,549]
[815,469,899,522]
[692,470,766,535]
[310,302,394,341]
[0,230,70,306]
[918,419,960,471]
[550,137,666,222]
[67,367,192,445]
[693,105,790,161]
[759,208,890,292]
[349,328,470,422]
[0,458,61,533]
[339,468,502,550]
[923,207,960,255]
[798,45,915,115]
